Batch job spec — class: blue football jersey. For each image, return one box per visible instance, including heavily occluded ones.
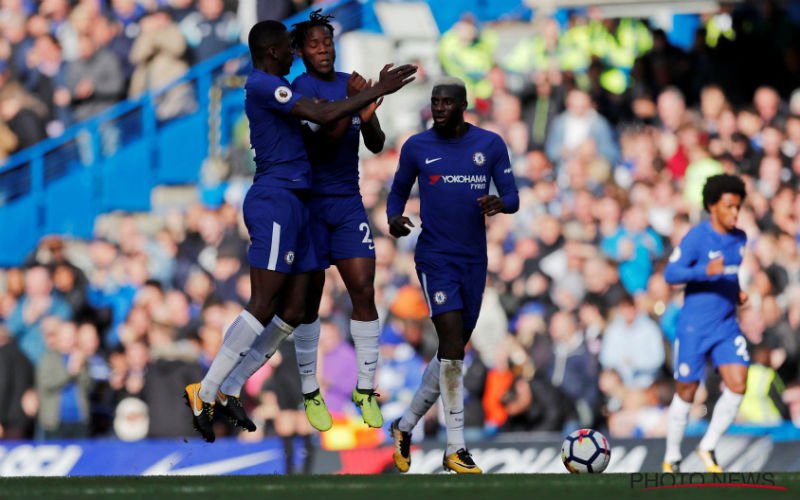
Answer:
[245,69,311,190]
[665,220,747,327]
[387,124,519,263]
[292,72,360,196]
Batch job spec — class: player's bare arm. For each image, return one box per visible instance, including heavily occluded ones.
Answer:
[358,79,386,153]
[290,64,416,125]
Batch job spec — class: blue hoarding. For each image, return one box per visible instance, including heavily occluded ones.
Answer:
[0,438,295,477]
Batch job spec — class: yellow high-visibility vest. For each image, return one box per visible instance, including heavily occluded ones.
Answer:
[739,364,784,425]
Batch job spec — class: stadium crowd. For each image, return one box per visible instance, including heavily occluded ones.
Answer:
[0,0,318,160]
[1,0,800,455]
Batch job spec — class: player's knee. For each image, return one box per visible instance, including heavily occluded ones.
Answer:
[438,336,465,360]
[676,383,698,402]
[348,281,375,306]
[280,304,306,327]
[246,300,273,326]
[726,379,747,395]
[348,282,377,318]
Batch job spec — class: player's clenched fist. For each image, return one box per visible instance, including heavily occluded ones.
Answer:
[706,256,724,276]
[477,195,504,216]
[388,215,414,238]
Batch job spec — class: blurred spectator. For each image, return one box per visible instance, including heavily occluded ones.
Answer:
[180,0,239,63]
[23,34,72,135]
[546,311,599,427]
[66,34,124,121]
[260,339,314,474]
[739,345,790,425]
[91,15,134,85]
[128,8,193,120]
[141,315,203,438]
[36,321,90,439]
[600,295,665,389]
[494,337,577,432]
[601,204,664,294]
[6,266,73,365]
[438,14,496,104]
[0,68,48,150]
[545,88,620,166]
[318,320,357,417]
[0,323,35,439]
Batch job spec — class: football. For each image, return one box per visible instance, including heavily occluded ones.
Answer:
[561,429,611,473]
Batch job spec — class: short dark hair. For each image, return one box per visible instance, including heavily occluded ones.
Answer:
[702,174,746,211]
[290,9,335,49]
[248,20,287,60]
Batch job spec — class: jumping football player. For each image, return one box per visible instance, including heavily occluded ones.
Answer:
[183,19,415,442]
[663,174,749,472]
[287,11,386,431]
[386,77,519,473]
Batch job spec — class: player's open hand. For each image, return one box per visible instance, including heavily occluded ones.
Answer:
[477,195,504,216]
[388,215,414,238]
[706,256,724,276]
[377,64,417,95]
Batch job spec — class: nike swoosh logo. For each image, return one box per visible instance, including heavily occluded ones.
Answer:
[448,410,464,415]
[299,361,314,367]
[368,244,375,250]
[425,157,442,165]
[239,352,247,357]
[364,360,378,366]
[708,250,722,259]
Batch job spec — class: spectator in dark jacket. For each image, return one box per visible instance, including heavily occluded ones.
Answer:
[546,311,600,426]
[66,34,125,121]
[24,34,72,134]
[180,0,239,63]
[0,324,35,439]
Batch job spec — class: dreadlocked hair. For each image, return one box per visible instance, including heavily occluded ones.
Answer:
[291,9,335,49]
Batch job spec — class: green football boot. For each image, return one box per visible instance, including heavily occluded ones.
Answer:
[352,388,384,428]
[303,389,332,432]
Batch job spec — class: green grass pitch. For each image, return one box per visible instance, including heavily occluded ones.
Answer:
[1,474,797,500]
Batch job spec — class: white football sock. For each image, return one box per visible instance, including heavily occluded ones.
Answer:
[664,394,692,463]
[293,318,321,395]
[351,319,380,391]
[699,388,744,452]
[219,315,294,397]
[439,358,465,455]
[199,310,263,402]
[398,356,441,433]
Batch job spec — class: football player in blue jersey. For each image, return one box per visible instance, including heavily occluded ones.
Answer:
[183,19,416,442]
[286,11,386,431]
[662,174,749,472]
[386,78,519,473]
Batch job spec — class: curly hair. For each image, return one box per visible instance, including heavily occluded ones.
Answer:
[290,9,335,49]
[702,174,746,211]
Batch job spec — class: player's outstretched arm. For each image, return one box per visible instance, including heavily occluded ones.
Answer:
[290,64,416,125]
